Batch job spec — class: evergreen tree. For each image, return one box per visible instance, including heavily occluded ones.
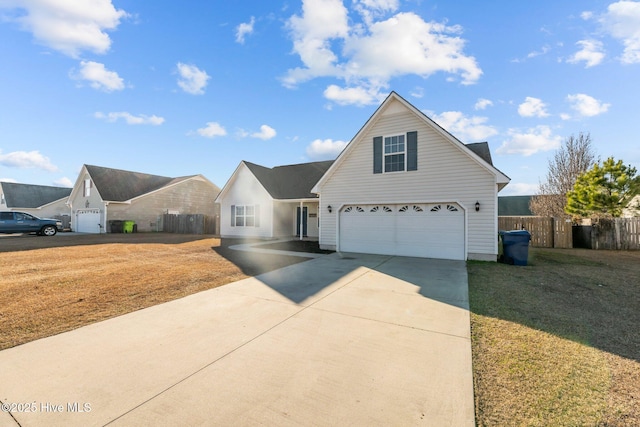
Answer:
[565,157,640,218]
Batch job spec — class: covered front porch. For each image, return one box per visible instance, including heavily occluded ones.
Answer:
[273,199,320,240]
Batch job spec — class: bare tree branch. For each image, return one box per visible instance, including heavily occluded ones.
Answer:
[530,132,596,217]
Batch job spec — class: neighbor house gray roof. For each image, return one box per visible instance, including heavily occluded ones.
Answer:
[244,160,334,199]
[85,165,193,202]
[498,195,534,216]
[1,182,71,208]
[465,142,493,166]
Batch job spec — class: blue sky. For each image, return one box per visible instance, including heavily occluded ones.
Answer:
[1,0,638,195]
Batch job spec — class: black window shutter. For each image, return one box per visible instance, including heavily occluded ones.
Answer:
[254,205,260,227]
[373,136,383,174]
[230,205,235,227]
[407,131,418,171]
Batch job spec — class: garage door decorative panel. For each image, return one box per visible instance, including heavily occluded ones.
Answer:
[339,203,465,260]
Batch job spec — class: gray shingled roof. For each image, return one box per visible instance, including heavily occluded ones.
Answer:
[244,160,334,199]
[1,182,71,208]
[465,142,493,166]
[85,165,193,202]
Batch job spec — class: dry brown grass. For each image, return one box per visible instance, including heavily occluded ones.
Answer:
[0,236,253,350]
[469,248,640,426]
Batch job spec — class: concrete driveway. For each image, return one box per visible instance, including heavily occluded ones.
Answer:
[0,253,474,427]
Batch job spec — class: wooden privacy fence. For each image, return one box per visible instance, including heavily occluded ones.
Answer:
[498,216,573,248]
[587,218,640,250]
[162,214,217,235]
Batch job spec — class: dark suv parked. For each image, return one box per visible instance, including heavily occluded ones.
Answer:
[0,211,62,236]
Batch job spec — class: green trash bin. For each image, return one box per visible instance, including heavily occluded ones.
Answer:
[123,220,135,233]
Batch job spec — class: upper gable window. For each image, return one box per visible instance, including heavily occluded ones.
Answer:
[83,178,91,197]
[384,135,405,172]
[374,131,417,174]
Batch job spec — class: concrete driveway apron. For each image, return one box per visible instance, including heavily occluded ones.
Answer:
[0,252,474,427]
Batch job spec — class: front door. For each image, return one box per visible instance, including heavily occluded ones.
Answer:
[296,207,308,237]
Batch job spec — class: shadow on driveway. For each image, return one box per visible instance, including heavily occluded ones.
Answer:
[211,238,320,277]
[217,239,469,310]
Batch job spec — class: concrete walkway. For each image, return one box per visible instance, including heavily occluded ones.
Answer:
[0,253,474,427]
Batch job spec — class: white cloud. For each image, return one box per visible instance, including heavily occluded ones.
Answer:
[527,45,550,59]
[500,182,540,196]
[497,126,562,156]
[429,111,498,142]
[0,150,58,172]
[251,125,277,140]
[581,11,594,20]
[567,39,605,67]
[566,93,610,117]
[284,2,481,105]
[236,16,255,44]
[53,177,73,187]
[474,98,493,110]
[94,112,164,125]
[599,0,640,63]
[306,139,348,160]
[176,63,210,95]
[196,122,227,138]
[410,87,424,98]
[323,85,384,106]
[0,0,128,58]
[353,0,399,25]
[71,61,124,92]
[0,178,18,183]
[518,97,549,118]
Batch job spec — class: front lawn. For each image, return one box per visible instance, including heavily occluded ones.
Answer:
[469,247,640,426]
[0,236,309,350]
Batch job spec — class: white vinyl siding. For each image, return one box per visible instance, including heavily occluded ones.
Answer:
[319,102,498,259]
[218,164,274,238]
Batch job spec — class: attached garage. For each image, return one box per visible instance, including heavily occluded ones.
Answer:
[338,203,465,260]
[75,209,101,233]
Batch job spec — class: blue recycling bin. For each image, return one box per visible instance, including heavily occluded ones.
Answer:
[499,230,531,266]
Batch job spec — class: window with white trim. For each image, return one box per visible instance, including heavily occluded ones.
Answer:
[384,135,405,172]
[83,178,91,197]
[231,204,259,227]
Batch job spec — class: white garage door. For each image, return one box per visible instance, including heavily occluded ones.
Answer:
[75,209,101,233]
[339,203,465,260]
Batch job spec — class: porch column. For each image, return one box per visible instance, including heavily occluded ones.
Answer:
[299,201,303,240]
